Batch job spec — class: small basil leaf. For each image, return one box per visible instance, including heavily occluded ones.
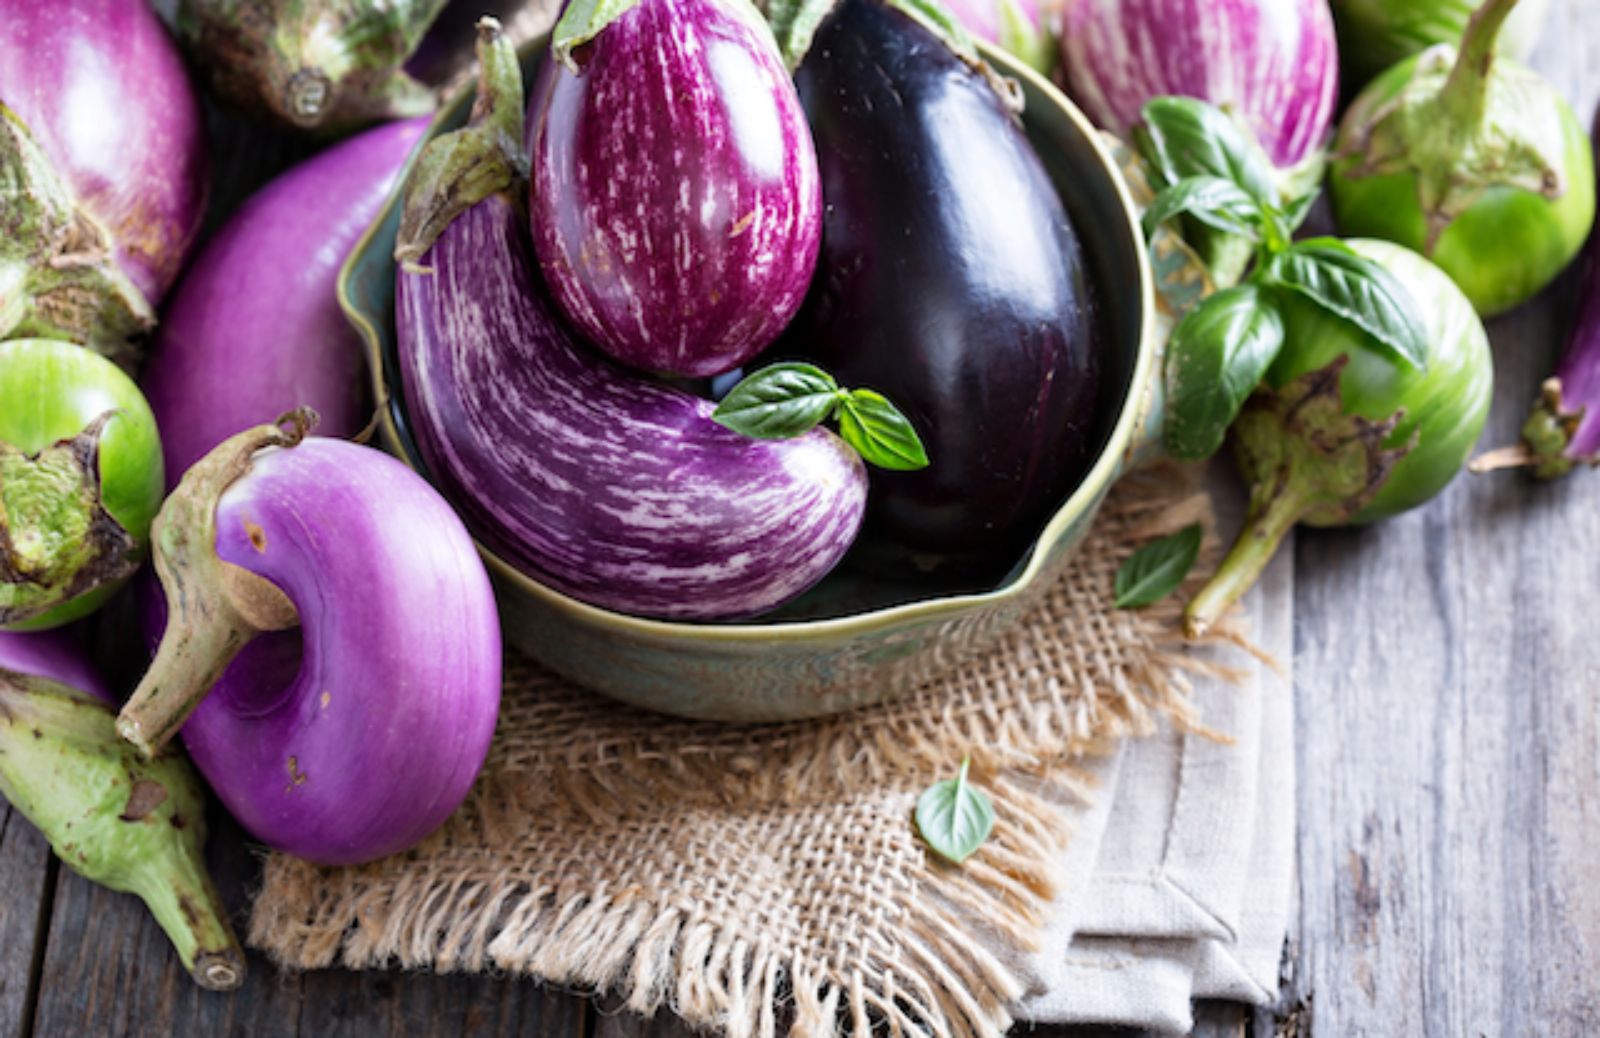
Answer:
[1260,239,1429,372]
[915,757,995,865]
[1279,190,1319,234]
[1163,284,1287,461]
[712,362,842,439]
[1114,523,1203,609]
[838,389,930,470]
[1143,176,1265,243]
[1137,97,1278,206]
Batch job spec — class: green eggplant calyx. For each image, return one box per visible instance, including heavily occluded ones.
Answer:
[1470,376,1589,479]
[178,0,446,132]
[1184,358,1417,639]
[1337,8,1569,252]
[0,670,245,990]
[116,411,311,759]
[0,413,140,627]
[552,0,649,70]
[395,18,527,271]
[0,105,154,370]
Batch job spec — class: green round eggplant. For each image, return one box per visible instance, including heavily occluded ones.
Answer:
[1330,0,1549,91]
[0,339,164,630]
[1264,239,1494,524]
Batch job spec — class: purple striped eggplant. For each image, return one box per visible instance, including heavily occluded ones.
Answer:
[943,0,1055,73]
[774,0,1100,576]
[118,416,501,865]
[1058,0,1339,170]
[526,0,822,378]
[0,631,244,990]
[0,0,209,362]
[394,21,866,620]
[142,117,427,487]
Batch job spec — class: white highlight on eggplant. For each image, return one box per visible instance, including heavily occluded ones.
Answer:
[707,39,786,182]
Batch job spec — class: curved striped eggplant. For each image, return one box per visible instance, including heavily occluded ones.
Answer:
[118,417,501,865]
[526,0,822,378]
[395,22,865,620]
[778,0,1100,575]
[142,117,427,486]
[1058,0,1338,169]
[0,631,245,990]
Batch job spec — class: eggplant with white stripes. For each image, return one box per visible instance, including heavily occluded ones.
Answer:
[775,0,1103,575]
[393,22,866,620]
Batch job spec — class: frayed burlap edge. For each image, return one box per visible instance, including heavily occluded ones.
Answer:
[248,465,1263,1038]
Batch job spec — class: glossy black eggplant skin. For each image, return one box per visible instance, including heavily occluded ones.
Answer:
[781,0,1102,575]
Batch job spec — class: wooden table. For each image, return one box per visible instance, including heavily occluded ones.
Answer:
[5,5,1600,1035]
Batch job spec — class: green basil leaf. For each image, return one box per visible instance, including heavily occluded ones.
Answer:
[1114,524,1203,609]
[838,389,930,471]
[1260,239,1429,372]
[1163,284,1287,461]
[1136,97,1278,205]
[712,362,843,439]
[1279,190,1319,234]
[915,757,995,865]
[1142,176,1265,243]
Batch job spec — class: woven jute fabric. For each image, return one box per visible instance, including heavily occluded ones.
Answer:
[248,466,1251,1038]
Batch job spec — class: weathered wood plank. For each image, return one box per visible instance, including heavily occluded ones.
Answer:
[0,799,52,1038]
[295,970,591,1037]
[1287,7,1600,1034]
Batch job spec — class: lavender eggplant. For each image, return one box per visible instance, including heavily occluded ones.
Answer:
[774,0,1100,575]
[1472,255,1600,479]
[141,117,427,486]
[942,0,1054,74]
[1057,0,1339,171]
[395,21,865,620]
[0,632,244,990]
[526,0,822,377]
[0,0,209,362]
[117,414,501,865]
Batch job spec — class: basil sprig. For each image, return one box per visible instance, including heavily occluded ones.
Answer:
[713,362,931,471]
[915,756,995,865]
[1114,523,1202,609]
[1136,97,1429,462]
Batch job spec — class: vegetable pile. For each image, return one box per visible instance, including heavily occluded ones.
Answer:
[0,0,1594,984]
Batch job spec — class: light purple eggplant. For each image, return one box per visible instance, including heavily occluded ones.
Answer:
[118,419,501,866]
[1057,0,1338,169]
[527,0,822,378]
[943,0,1055,74]
[0,0,209,305]
[0,629,110,703]
[141,117,427,488]
[395,21,866,620]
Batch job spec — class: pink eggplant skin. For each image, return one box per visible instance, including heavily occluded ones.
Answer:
[397,192,867,620]
[1058,0,1338,168]
[527,0,823,378]
[155,439,501,866]
[0,0,209,304]
[0,630,110,704]
[141,118,428,488]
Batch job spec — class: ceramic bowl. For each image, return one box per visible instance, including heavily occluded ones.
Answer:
[340,34,1158,722]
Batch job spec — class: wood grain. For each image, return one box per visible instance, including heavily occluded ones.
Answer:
[0,800,52,1038]
[1285,8,1600,1035]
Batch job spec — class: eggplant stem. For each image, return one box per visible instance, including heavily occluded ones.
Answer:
[1439,0,1520,127]
[1184,481,1311,641]
[1467,444,1536,473]
[132,856,246,991]
[116,413,312,758]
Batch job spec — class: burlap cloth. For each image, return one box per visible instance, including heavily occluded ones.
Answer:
[248,466,1254,1037]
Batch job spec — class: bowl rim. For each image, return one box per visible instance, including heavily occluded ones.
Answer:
[340,37,1158,645]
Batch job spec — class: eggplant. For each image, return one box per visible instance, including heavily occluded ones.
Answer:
[394,21,867,620]
[142,117,427,486]
[118,415,502,865]
[778,0,1101,574]
[0,632,245,989]
[526,0,822,378]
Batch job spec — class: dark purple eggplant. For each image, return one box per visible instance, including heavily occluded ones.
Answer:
[777,0,1102,574]
[526,0,822,378]
[393,21,866,621]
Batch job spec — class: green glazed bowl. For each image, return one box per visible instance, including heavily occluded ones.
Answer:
[340,35,1158,723]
